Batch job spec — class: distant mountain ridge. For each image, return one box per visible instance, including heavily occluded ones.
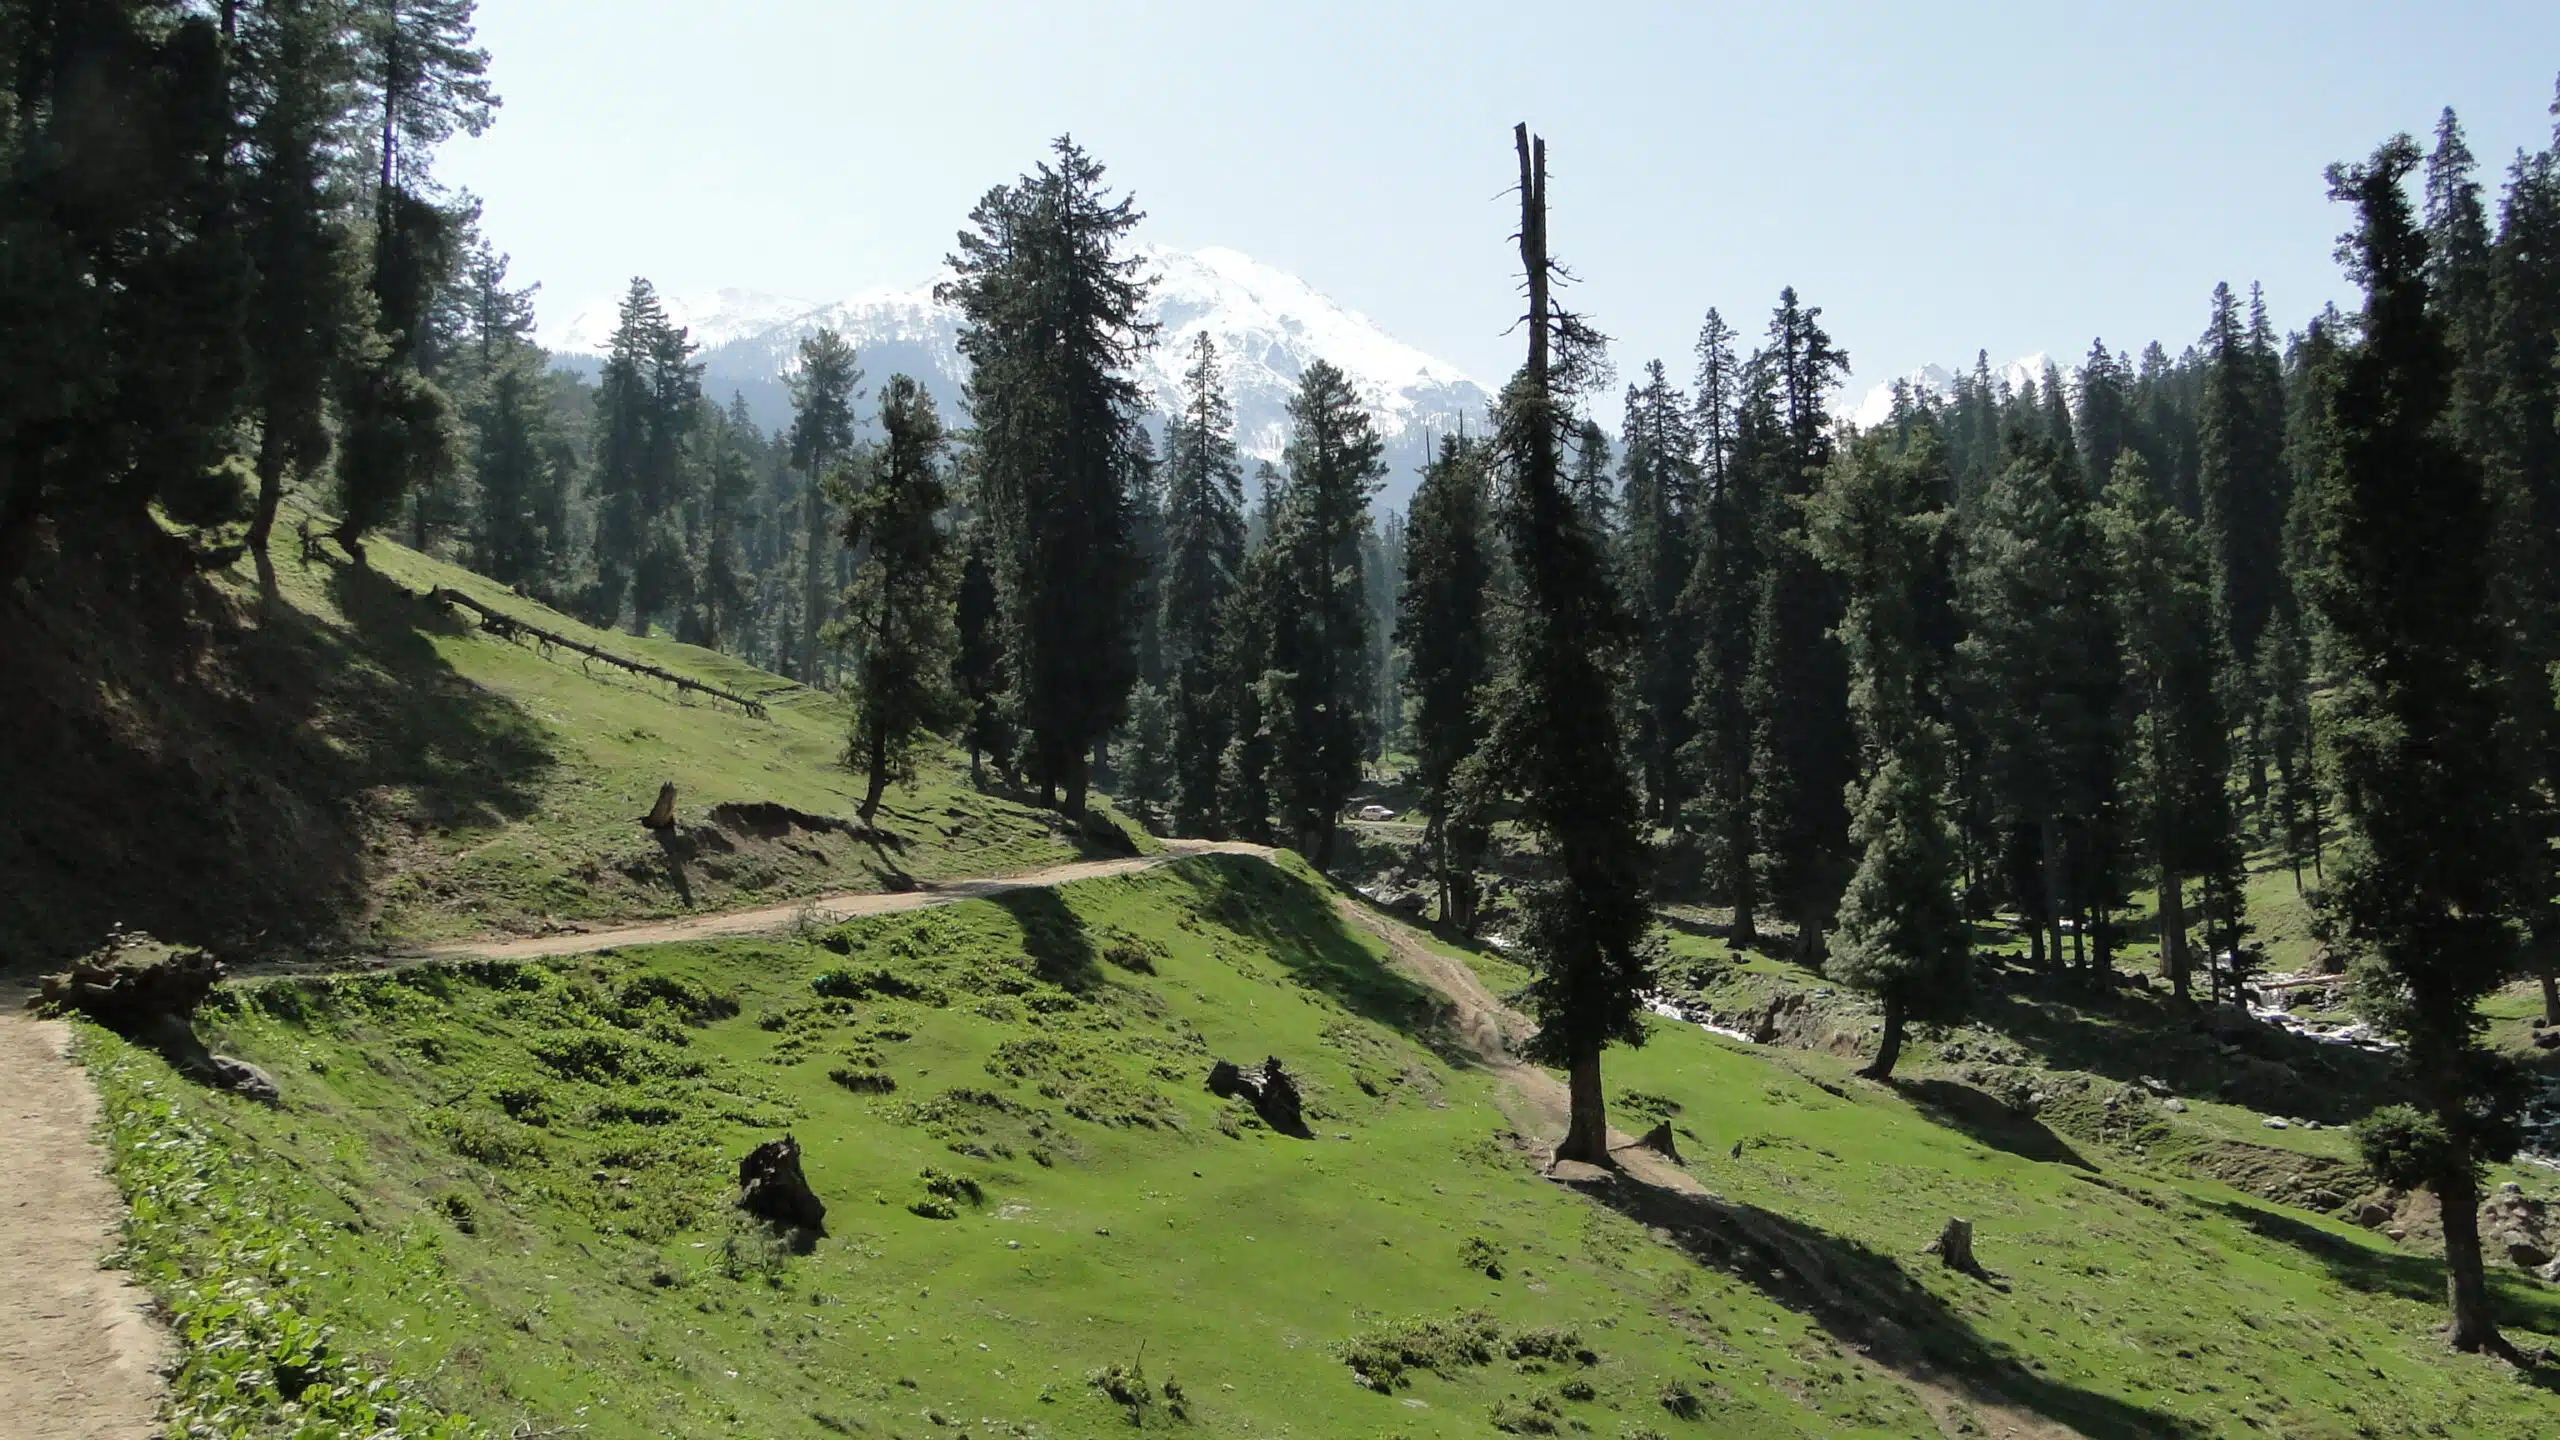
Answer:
[1835,354,2064,430]
[539,245,1492,510]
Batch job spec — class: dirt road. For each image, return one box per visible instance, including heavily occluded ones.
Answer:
[0,1012,167,1440]
[408,840,1270,962]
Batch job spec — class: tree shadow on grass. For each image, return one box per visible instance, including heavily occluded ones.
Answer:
[2204,1197,2560,1344]
[1,553,554,971]
[1568,1169,2209,1440]
[1155,854,1477,1069]
[988,885,1102,993]
[1894,1077,2096,1170]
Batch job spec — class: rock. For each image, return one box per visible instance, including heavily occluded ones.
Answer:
[2540,1257,2560,1285]
[205,1055,279,1104]
[2479,1187,2554,1272]
[2262,1117,2289,1130]
[2139,1076,2170,1095]
[2534,1031,2559,1050]
[2510,1241,2556,1270]
[2387,1227,2407,1242]
[1207,1057,1310,1138]
[2354,1202,2394,1229]
[2161,1098,2188,1113]
[737,1135,826,1231]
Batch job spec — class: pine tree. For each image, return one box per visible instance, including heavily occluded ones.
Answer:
[2102,453,2237,1002]
[1960,434,2123,976]
[697,404,755,650]
[1400,435,1496,930]
[941,137,1154,817]
[1159,334,1248,832]
[1485,126,1653,1168]
[1806,427,1968,1079]
[1121,682,1175,828]
[2074,341,2136,490]
[1745,288,1856,961]
[1683,310,1764,942]
[786,328,861,681]
[955,520,1013,784]
[2313,136,2531,1354]
[1618,360,1702,826]
[239,0,355,594]
[831,376,964,823]
[470,353,553,586]
[1263,359,1385,866]
[587,280,700,633]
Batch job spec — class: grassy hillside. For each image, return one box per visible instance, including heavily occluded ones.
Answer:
[2,521,1131,970]
[77,855,2560,1440]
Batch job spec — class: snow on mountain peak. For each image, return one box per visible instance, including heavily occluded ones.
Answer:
[1837,352,2066,430]
[538,245,1488,505]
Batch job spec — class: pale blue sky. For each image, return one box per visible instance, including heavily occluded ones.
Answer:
[444,0,2556,393]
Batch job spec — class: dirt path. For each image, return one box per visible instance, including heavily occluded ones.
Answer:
[398,841,1271,963]
[1334,898,2085,1440]
[0,1011,167,1440]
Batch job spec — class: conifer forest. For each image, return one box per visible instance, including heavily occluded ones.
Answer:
[11,5,2560,1438]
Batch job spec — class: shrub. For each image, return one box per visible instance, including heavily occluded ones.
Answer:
[1658,1379,1704,1419]
[828,1066,896,1094]
[1490,1395,1562,1434]
[1460,1234,1507,1279]
[1339,1310,1503,1391]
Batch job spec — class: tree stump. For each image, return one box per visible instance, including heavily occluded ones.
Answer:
[737,1135,825,1231]
[1924,1217,1983,1276]
[1206,1056,1311,1137]
[1634,1120,1682,1163]
[643,782,678,831]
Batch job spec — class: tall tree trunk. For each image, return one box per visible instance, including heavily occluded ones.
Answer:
[247,426,290,598]
[2540,965,2559,1028]
[2436,1156,2501,1353]
[1859,992,1907,1081]
[2039,815,2064,975]
[2162,870,2190,1003]
[800,472,827,684]
[859,722,890,823]
[1553,1047,1611,1168]
[1062,751,1090,821]
[1728,790,1757,948]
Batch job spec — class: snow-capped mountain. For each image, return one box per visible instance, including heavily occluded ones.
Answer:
[538,245,1489,511]
[542,286,827,359]
[1836,353,2064,430]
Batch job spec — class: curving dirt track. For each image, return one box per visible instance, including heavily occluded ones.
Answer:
[0,1010,167,1439]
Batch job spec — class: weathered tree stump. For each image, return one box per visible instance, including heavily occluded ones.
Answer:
[644,782,679,831]
[1633,1120,1682,1163]
[1207,1056,1311,1137]
[33,928,222,1031]
[737,1135,825,1231]
[1924,1217,1984,1276]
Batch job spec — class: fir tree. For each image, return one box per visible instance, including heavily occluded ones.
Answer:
[1683,310,1765,943]
[470,353,553,586]
[1484,126,1653,1168]
[239,0,355,594]
[955,520,1013,784]
[1618,360,1702,827]
[1159,334,1247,832]
[941,137,1154,817]
[1806,427,1968,1080]
[2313,137,2530,1354]
[786,328,861,681]
[2102,452,2237,1002]
[1746,288,1856,961]
[831,376,964,824]
[1263,359,1385,866]
[1400,435,1496,930]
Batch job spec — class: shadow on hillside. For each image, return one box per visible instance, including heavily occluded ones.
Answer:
[2205,1198,2560,1340]
[0,553,554,970]
[1159,856,1475,1068]
[1896,1077,2096,1170]
[1967,978,2403,1127]
[1571,1170,2206,1440]
[990,885,1102,992]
